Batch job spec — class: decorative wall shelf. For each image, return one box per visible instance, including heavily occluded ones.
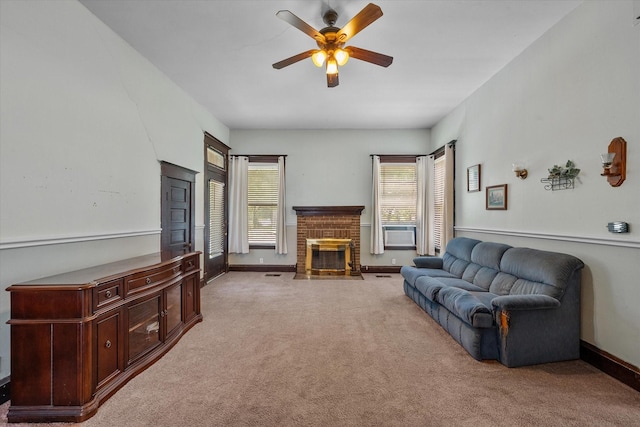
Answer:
[540,177,575,191]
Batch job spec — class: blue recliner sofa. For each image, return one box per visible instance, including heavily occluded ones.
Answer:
[401,237,584,367]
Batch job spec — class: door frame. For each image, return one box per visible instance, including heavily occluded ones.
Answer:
[160,161,196,261]
[203,133,230,282]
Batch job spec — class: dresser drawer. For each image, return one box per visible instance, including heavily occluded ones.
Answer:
[126,261,182,294]
[93,279,123,311]
[183,254,198,273]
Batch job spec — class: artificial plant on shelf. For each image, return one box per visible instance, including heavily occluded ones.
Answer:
[547,160,580,179]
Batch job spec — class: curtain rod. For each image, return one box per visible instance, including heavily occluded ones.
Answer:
[369,154,426,157]
[229,154,288,158]
[429,139,457,156]
[370,139,456,158]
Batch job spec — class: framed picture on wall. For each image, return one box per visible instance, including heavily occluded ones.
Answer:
[486,184,508,210]
[467,164,481,192]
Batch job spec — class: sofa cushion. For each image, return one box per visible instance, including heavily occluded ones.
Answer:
[459,242,512,290]
[436,287,495,328]
[413,257,443,269]
[437,277,486,293]
[489,272,519,295]
[500,248,585,298]
[414,276,447,301]
[415,276,487,303]
[400,265,456,287]
[442,237,481,277]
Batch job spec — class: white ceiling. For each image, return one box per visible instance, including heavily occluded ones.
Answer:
[79,0,581,130]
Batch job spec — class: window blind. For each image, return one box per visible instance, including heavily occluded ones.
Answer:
[379,163,417,225]
[248,163,279,244]
[433,156,446,250]
[208,179,225,259]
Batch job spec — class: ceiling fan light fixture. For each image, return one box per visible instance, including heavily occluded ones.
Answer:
[334,48,349,66]
[326,58,338,75]
[311,50,327,67]
[273,4,392,87]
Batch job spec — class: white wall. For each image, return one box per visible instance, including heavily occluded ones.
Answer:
[228,129,431,268]
[0,0,229,380]
[432,1,640,367]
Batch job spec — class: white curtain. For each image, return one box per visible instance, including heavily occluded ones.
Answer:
[416,155,435,255]
[275,156,287,254]
[370,155,384,254]
[443,144,455,247]
[228,156,249,254]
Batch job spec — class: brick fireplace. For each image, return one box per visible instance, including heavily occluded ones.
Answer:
[293,206,364,276]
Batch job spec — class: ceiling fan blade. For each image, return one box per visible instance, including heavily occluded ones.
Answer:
[272,50,316,69]
[336,3,383,43]
[327,72,339,88]
[276,10,325,42]
[347,46,393,67]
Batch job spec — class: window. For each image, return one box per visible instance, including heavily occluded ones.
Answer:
[377,156,417,249]
[433,155,446,251]
[248,161,279,246]
[379,162,417,226]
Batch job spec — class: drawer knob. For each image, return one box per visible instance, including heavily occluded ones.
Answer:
[105,340,112,349]
[105,290,112,298]
[188,261,193,267]
[188,291,192,297]
[145,277,151,285]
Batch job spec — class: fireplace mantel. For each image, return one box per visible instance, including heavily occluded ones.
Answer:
[293,206,365,216]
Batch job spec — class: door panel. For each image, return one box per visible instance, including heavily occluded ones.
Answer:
[160,162,196,261]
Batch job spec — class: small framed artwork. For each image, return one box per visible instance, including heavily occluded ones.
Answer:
[467,164,481,192]
[486,184,508,210]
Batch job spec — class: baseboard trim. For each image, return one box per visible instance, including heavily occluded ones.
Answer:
[0,376,9,405]
[360,266,402,274]
[229,264,296,273]
[580,340,640,392]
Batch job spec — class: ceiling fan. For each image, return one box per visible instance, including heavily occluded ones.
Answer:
[272,3,393,88]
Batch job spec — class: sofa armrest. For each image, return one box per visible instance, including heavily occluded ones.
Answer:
[491,294,560,311]
[413,256,443,269]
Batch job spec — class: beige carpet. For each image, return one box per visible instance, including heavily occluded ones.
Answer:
[2,272,639,426]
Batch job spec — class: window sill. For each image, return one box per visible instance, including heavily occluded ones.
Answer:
[249,244,276,250]
[383,246,416,251]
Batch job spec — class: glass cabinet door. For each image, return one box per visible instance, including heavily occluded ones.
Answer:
[128,294,161,362]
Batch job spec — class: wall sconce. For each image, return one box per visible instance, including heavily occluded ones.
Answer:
[600,137,627,187]
[512,163,528,180]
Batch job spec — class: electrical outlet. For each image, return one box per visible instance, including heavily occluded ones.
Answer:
[259,258,264,264]
[391,258,396,265]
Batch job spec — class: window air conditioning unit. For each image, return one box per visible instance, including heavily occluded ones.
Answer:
[384,227,416,247]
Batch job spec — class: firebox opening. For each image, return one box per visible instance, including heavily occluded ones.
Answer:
[305,238,352,275]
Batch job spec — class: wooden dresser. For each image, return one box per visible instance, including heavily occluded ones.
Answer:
[6,252,202,423]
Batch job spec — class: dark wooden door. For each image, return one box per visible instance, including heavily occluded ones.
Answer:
[161,162,196,260]
[204,134,230,281]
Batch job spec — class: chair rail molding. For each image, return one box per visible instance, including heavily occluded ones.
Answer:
[454,226,640,249]
[0,229,162,250]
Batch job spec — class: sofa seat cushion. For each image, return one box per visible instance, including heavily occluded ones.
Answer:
[436,287,496,328]
[400,266,456,287]
[414,276,447,301]
[436,277,487,293]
